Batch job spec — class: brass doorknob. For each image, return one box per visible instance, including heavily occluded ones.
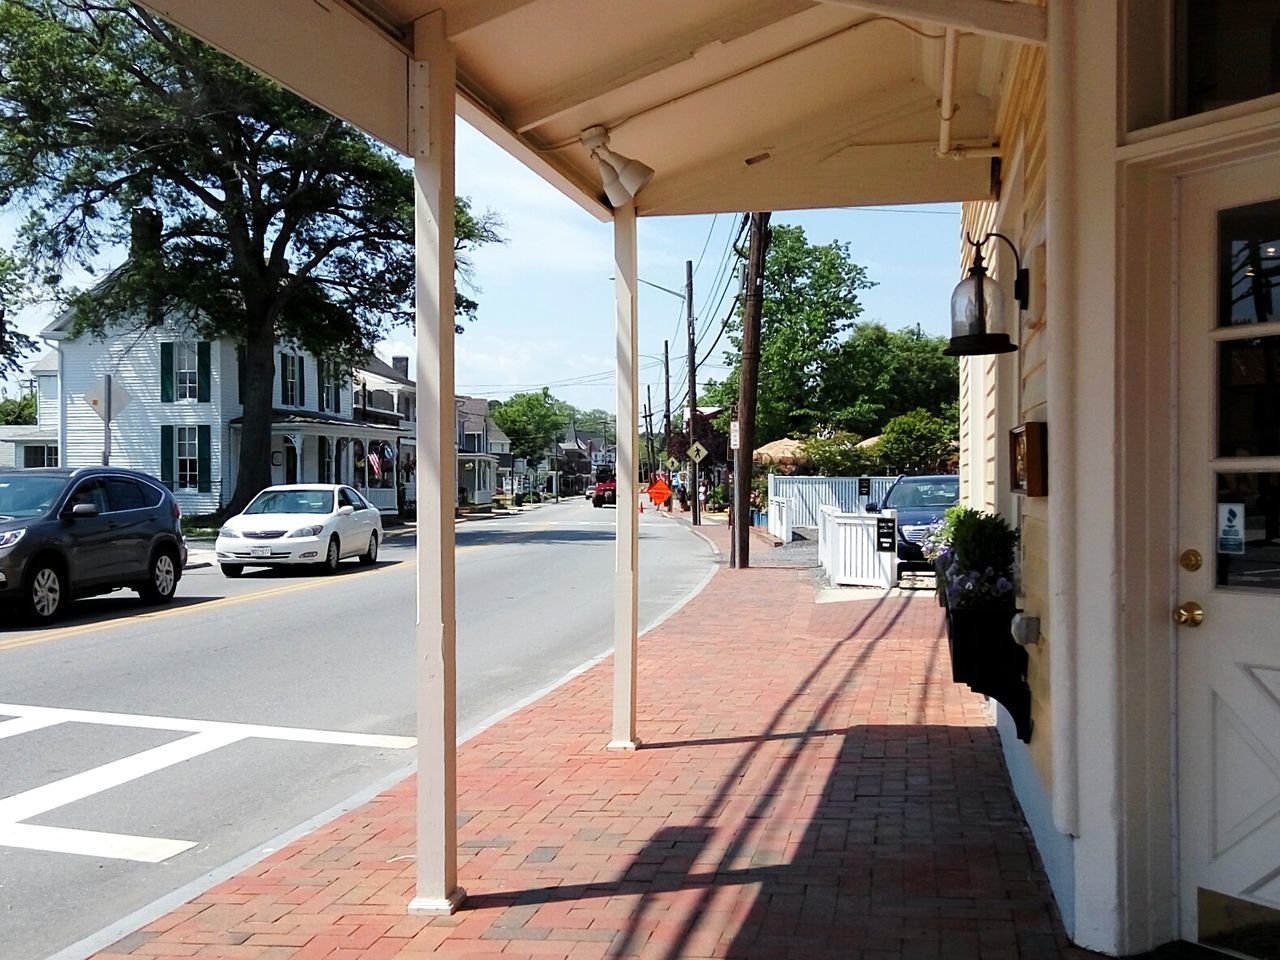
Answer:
[1174,601,1204,626]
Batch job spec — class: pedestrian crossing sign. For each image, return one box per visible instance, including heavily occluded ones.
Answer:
[687,441,708,464]
[666,456,679,471]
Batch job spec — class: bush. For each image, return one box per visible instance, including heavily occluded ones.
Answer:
[945,510,1019,609]
[708,484,728,511]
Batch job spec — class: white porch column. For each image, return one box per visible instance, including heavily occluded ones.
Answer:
[408,10,464,915]
[610,202,640,751]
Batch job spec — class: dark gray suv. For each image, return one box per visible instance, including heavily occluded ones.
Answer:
[0,466,188,623]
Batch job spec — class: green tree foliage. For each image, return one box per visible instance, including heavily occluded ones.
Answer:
[0,248,36,377]
[704,224,875,442]
[819,323,959,438]
[799,431,872,477]
[0,0,501,511]
[0,389,36,425]
[491,389,570,463]
[873,408,955,474]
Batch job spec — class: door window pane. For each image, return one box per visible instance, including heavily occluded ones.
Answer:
[1176,1,1280,118]
[1217,472,1280,590]
[1219,200,1280,327]
[1218,337,1280,457]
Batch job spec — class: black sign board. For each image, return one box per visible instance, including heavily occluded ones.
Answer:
[875,517,896,553]
[858,477,871,497]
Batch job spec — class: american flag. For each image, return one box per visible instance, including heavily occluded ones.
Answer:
[368,446,383,479]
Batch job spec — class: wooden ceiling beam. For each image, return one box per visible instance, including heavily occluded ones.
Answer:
[446,0,540,38]
[815,0,1046,45]
[507,1,821,133]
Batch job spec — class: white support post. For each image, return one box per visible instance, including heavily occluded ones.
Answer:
[408,10,464,916]
[609,202,640,751]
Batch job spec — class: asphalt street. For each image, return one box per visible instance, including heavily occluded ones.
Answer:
[0,498,715,960]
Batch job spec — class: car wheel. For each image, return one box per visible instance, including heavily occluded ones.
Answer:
[593,497,603,508]
[25,560,65,624]
[139,549,179,604]
[358,533,379,566]
[220,563,244,579]
[319,536,341,574]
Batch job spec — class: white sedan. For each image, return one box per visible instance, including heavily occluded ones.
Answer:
[215,484,382,578]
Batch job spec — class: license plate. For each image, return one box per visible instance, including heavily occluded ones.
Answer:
[251,546,271,558]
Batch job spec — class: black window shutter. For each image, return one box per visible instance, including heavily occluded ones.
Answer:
[197,425,212,493]
[160,342,174,403]
[319,435,329,482]
[333,375,341,415]
[160,425,174,489]
[280,351,287,405]
[197,341,211,403]
[298,356,306,408]
[237,345,246,404]
[318,362,328,412]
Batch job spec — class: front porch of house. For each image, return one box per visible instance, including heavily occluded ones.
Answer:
[229,410,412,516]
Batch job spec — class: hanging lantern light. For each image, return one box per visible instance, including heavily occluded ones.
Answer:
[946,232,1029,356]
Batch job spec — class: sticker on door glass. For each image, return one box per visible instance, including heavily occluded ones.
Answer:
[1218,503,1246,555]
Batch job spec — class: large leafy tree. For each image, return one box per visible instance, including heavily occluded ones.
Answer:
[0,247,36,377]
[0,389,36,425]
[819,322,958,438]
[491,389,570,464]
[0,0,501,512]
[704,224,875,442]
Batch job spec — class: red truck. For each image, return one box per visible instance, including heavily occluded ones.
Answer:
[591,468,617,508]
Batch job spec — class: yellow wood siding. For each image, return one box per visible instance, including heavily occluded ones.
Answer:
[958,45,1053,786]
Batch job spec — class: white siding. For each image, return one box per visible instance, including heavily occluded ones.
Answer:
[59,325,224,515]
[36,372,58,431]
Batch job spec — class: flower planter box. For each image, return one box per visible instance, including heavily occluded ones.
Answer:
[933,556,949,607]
[945,603,1033,742]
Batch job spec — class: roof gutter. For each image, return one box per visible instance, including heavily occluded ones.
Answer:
[935,27,1002,161]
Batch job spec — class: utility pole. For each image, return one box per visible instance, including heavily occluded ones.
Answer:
[663,339,671,454]
[686,258,700,525]
[734,212,771,568]
[645,386,656,481]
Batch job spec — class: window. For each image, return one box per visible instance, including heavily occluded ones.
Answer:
[161,340,210,403]
[281,354,299,406]
[106,477,146,512]
[68,479,109,513]
[176,342,199,400]
[1176,1,1280,118]
[319,436,334,484]
[22,445,58,468]
[177,426,199,490]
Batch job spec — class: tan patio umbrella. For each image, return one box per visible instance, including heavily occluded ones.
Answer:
[753,437,809,466]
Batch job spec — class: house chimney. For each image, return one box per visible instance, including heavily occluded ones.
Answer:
[392,356,409,378]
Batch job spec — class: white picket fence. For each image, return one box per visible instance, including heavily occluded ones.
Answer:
[818,505,897,587]
[767,475,897,528]
[767,495,792,543]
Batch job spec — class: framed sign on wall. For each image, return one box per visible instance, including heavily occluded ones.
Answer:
[1009,422,1047,497]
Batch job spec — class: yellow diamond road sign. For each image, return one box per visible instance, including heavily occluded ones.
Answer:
[687,441,708,464]
[666,456,679,471]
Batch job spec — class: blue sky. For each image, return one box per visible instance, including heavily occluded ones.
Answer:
[2,118,962,413]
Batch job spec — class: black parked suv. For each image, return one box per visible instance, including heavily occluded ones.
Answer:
[866,474,960,572]
[0,467,188,623]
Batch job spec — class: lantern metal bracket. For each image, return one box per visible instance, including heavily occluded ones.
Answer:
[967,231,1029,311]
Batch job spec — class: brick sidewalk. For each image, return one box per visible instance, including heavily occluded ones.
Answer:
[94,546,1097,960]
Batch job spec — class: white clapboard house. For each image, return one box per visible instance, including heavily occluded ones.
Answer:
[39,309,412,517]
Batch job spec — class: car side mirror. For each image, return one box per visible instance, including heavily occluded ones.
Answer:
[338,505,355,516]
[68,502,99,518]
[864,501,879,513]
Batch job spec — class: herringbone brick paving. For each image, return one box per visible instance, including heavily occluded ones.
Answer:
[93,519,1100,959]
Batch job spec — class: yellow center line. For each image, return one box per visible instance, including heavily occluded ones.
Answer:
[0,517,575,653]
